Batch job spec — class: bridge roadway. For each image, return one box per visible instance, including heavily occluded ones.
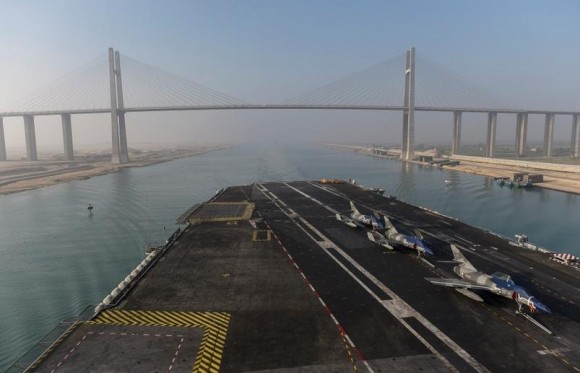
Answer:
[31,181,580,372]
[1,104,579,117]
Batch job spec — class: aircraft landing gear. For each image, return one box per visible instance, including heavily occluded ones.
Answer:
[514,299,554,335]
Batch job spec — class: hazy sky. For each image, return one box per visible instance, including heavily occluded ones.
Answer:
[0,0,579,152]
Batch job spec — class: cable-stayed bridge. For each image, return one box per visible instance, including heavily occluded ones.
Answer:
[0,48,578,163]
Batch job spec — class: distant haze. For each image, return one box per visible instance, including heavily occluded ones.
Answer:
[1,1,579,151]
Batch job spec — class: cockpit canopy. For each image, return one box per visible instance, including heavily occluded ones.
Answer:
[490,272,534,298]
[490,272,515,288]
[491,272,512,283]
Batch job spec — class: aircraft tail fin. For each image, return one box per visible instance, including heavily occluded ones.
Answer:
[413,229,424,240]
[383,216,394,229]
[450,245,477,271]
[349,201,360,214]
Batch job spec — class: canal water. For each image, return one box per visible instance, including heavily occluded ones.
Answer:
[0,144,578,370]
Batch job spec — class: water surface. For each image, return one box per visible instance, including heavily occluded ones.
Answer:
[0,144,578,371]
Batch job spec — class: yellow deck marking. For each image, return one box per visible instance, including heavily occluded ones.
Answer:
[91,310,230,373]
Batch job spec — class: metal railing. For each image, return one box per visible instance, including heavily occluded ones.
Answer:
[6,305,95,373]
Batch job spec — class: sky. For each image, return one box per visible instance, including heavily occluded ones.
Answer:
[0,0,579,152]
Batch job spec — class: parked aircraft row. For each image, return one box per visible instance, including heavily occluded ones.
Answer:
[336,201,551,317]
[336,202,433,255]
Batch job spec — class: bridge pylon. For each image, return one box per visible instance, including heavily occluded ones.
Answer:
[61,114,74,161]
[401,47,415,161]
[115,51,129,163]
[515,113,528,158]
[24,115,38,161]
[108,48,129,164]
[485,112,497,158]
[572,114,580,158]
[544,113,555,157]
[0,117,6,161]
[451,111,462,155]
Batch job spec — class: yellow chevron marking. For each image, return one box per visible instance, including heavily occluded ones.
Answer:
[90,310,230,373]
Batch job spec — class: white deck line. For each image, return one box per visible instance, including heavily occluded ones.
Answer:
[275,182,490,373]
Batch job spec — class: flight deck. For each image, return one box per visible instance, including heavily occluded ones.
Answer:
[27,181,580,372]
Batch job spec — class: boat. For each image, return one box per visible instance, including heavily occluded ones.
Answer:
[495,176,532,189]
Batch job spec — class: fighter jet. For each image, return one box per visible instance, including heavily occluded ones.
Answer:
[336,201,386,230]
[368,216,434,256]
[425,245,551,314]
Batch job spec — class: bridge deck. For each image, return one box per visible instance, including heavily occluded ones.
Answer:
[31,181,580,372]
[2,105,579,117]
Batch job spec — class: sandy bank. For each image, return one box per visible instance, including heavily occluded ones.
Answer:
[0,145,231,195]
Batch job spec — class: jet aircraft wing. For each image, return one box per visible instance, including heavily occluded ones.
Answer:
[367,231,394,250]
[336,213,358,228]
[424,278,492,291]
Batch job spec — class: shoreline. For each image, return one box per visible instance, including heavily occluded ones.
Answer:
[0,145,232,196]
[325,144,580,196]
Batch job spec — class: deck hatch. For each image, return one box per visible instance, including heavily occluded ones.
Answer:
[252,230,272,241]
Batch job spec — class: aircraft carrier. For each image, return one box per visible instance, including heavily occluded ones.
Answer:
[21,181,580,372]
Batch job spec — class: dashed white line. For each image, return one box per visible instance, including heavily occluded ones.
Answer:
[262,183,489,373]
[168,337,185,372]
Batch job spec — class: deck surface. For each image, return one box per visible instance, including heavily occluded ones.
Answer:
[32,181,580,372]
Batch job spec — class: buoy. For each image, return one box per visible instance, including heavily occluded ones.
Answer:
[87,203,94,214]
